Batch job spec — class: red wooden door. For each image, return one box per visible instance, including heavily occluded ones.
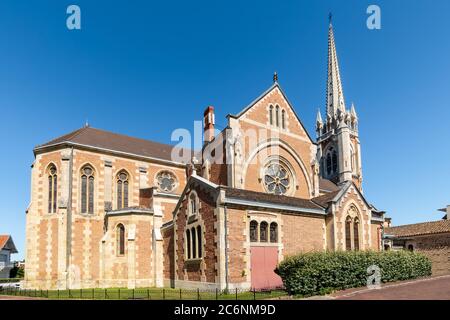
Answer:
[250,246,283,290]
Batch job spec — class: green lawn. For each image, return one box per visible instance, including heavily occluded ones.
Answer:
[0,287,287,300]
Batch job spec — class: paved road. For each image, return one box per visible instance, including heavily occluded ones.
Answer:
[332,275,450,300]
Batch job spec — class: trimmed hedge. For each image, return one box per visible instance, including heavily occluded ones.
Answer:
[275,250,432,296]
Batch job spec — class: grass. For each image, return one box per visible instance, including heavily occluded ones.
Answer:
[0,287,288,300]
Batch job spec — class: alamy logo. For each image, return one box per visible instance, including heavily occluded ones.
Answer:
[367,5,381,30]
[66,5,81,30]
[367,264,381,289]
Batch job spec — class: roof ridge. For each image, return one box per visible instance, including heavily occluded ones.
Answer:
[387,219,450,229]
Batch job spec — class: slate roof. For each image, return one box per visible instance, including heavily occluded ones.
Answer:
[34,126,191,164]
[385,219,450,238]
[319,178,340,192]
[311,190,341,208]
[224,187,324,211]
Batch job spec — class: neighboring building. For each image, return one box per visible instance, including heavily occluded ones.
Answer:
[0,235,18,278]
[25,22,385,290]
[384,206,450,276]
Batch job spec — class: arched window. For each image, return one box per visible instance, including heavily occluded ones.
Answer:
[345,216,352,251]
[281,110,286,129]
[197,226,202,258]
[117,224,125,256]
[408,244,414,252]
[189,192,198,215]
[269,105,273,125]
[48,165,57,213]
[117,171,129,210]
[186,230,191,260]
[81,166,95,214]
[270,222,278,243]
[250,221,258,242]
[191,227,197,259]
[275,106,280,127]
[353,217,360,251]
[260,222,268,242]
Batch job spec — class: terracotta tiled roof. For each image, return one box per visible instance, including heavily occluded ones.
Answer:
[0,235,8,250]
[311,190,341,208]
[34,126,192,164]
[224,187,323,210]
[319,178,340,192]
[0,235,18,253]
[385,219,450,238]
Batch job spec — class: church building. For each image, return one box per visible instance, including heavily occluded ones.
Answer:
[24,22,385,290]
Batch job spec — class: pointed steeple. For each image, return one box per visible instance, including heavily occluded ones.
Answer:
[316,109,323,127]
[350,103,357,119]
[326,20,346,118]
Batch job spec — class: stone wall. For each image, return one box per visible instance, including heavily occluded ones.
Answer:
[405,233,450,276]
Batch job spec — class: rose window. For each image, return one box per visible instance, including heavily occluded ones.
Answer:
[264,163,290,195]
[156,171,177,193]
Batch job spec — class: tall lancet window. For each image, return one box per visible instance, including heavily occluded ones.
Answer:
[345,216,352,251]
[275,106,280,127]
[117,224,125,256]
[117,171,129,209]
[269,105,274,125]
[353,217,360,251]
[48,165,58,213]
[281,110,286,129]
[81,166,95,214]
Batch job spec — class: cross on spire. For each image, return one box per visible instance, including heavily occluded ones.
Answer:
[328,12,333,24]
[273,71,278,83]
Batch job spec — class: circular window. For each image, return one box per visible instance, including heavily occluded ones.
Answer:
[156,171,177,193]
[264,162,291,195]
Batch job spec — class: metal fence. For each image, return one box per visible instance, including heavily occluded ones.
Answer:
[0,286,286,300]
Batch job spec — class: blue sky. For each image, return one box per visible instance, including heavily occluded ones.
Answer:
[1,0,449,260]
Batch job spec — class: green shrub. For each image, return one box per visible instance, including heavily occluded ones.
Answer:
[275,250,432,296]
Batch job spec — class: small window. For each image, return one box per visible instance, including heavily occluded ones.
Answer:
[250,221,258,242]
[260,222,268,242]
[270,222,278,243]
[189,193,198,215]
[281,110,285,129]
[197,226,202,258]
[117,224,125,256]
[408,244,414,252]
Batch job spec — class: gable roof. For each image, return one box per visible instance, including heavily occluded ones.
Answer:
[34,126,191,166]
[0,235,18,253]
[385,220,450,238]
[228,82,316,144]
[319,178,340,193]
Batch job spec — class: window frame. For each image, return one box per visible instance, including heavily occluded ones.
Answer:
[80,165,95,214]
[116,223,126,256]
[116,170,130,210]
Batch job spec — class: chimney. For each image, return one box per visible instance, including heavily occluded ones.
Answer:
[203,106,215,143]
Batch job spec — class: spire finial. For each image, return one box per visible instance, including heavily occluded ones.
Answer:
[328,12,332,25]
[273,71,278,83]
[85,119,90,128]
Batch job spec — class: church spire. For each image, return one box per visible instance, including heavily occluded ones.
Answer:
[326,19,346,118]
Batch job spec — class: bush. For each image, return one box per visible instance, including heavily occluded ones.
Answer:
[275,250,432,296]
